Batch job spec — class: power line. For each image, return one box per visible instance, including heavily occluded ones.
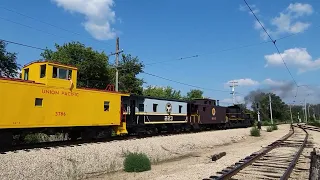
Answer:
[0,6,112,47]
[243,0,298,87]
[0,16,64,39]
[0,16,105,52]
[144,30,310,66]
[0,38,232,93]
[145,41,271,66]
[142,71,231,93]
[0,39,46,51]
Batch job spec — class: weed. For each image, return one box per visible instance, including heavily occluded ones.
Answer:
[250,127,260,137]
[123,152,151,172]
[266,126,273,132]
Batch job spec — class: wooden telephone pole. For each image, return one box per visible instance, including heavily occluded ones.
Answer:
[109,37,123,92]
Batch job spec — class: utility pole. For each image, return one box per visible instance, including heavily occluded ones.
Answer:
[229,81,238,105]
[256,102,261,129]
[115,37,119,92]
[289,104,293,124]
[304,99,308,123]
[298,112,301,123]
[308,104,310,120]
[268,93,273,124]
[109,37,124,92]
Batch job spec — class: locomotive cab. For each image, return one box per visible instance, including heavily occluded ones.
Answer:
[21,60,78,89]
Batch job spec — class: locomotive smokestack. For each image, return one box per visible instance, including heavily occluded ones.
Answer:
[217,100,219,106]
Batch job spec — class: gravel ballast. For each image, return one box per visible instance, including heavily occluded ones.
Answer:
[0,124,290,180]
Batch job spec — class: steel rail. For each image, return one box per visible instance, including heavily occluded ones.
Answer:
[205,124,295,180]
[299,124,320,132]
[280,124,308,179]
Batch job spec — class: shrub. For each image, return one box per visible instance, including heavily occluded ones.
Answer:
[272,124,278,130]
[124,152,151,172]
[262,121,271,126]
[266,126,273,132]
[309,121,320,127]
[250,127,260,137]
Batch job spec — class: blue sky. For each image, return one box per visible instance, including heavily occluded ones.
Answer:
[0,0,319,105]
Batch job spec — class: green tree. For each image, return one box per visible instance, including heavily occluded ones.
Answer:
[184,89,203,100]
[143,85,182,99]
[116,54,144,95]
[41,41,113,89]
[0,41,20,78]
[246,91,290,122]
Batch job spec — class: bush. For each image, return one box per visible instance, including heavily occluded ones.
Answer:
[124,152,151,172]
[250,127,260,137]
[309,121,320,127]
[261,121,271,126]
[272,124,278,130]
[266,126,273,132]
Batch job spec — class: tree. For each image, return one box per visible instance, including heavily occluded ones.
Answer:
[41,41,113,89]
[245,91,290,122]
[184,89,203,100]
[0,41,20,78]
[116,54,144,95]
[143,86,182,99]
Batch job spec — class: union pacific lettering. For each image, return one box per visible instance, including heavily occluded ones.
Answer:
[42,89,79,97]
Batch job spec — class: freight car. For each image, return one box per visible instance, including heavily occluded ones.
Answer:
[123,96,254,134]
[122,95,189,134]
[0,60,128,147]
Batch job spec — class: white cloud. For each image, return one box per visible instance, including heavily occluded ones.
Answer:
[225,78,259,87]
[263,78,287,86]
[264,48,320,73]
[241,3,313,40]
[52,0,117,40]
[287,3,313,16]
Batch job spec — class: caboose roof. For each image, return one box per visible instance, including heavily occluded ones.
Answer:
[130,94,189,103]
[23,60,78,70]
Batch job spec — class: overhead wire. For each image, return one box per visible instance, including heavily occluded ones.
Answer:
[0,38,233,93]
[1,2,316,100]
[0,5,113,47]
[0,39,46,51]
[243,0,300,105]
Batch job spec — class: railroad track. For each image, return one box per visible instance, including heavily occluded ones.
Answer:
[297,123,320,132]
[203,124,309,180]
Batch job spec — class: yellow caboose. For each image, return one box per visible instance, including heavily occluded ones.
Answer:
[0,60,128,146]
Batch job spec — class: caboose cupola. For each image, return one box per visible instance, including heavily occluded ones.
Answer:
[21,60,78,89]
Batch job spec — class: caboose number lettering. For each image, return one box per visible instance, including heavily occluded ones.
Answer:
[55,112,66,116]
[164,116,173,121]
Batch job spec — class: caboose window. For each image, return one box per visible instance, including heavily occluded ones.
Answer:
[139,104,144,112]
[52,66,72,80]
[53,67,57,78]
[59,68,67,79]
[179,105,182,113]
[24,68,29,80]
[104,101,110,111]
[40,64,46,78]
[35,98,43,106]
[153,104,158,112]
[203,107,206,111]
